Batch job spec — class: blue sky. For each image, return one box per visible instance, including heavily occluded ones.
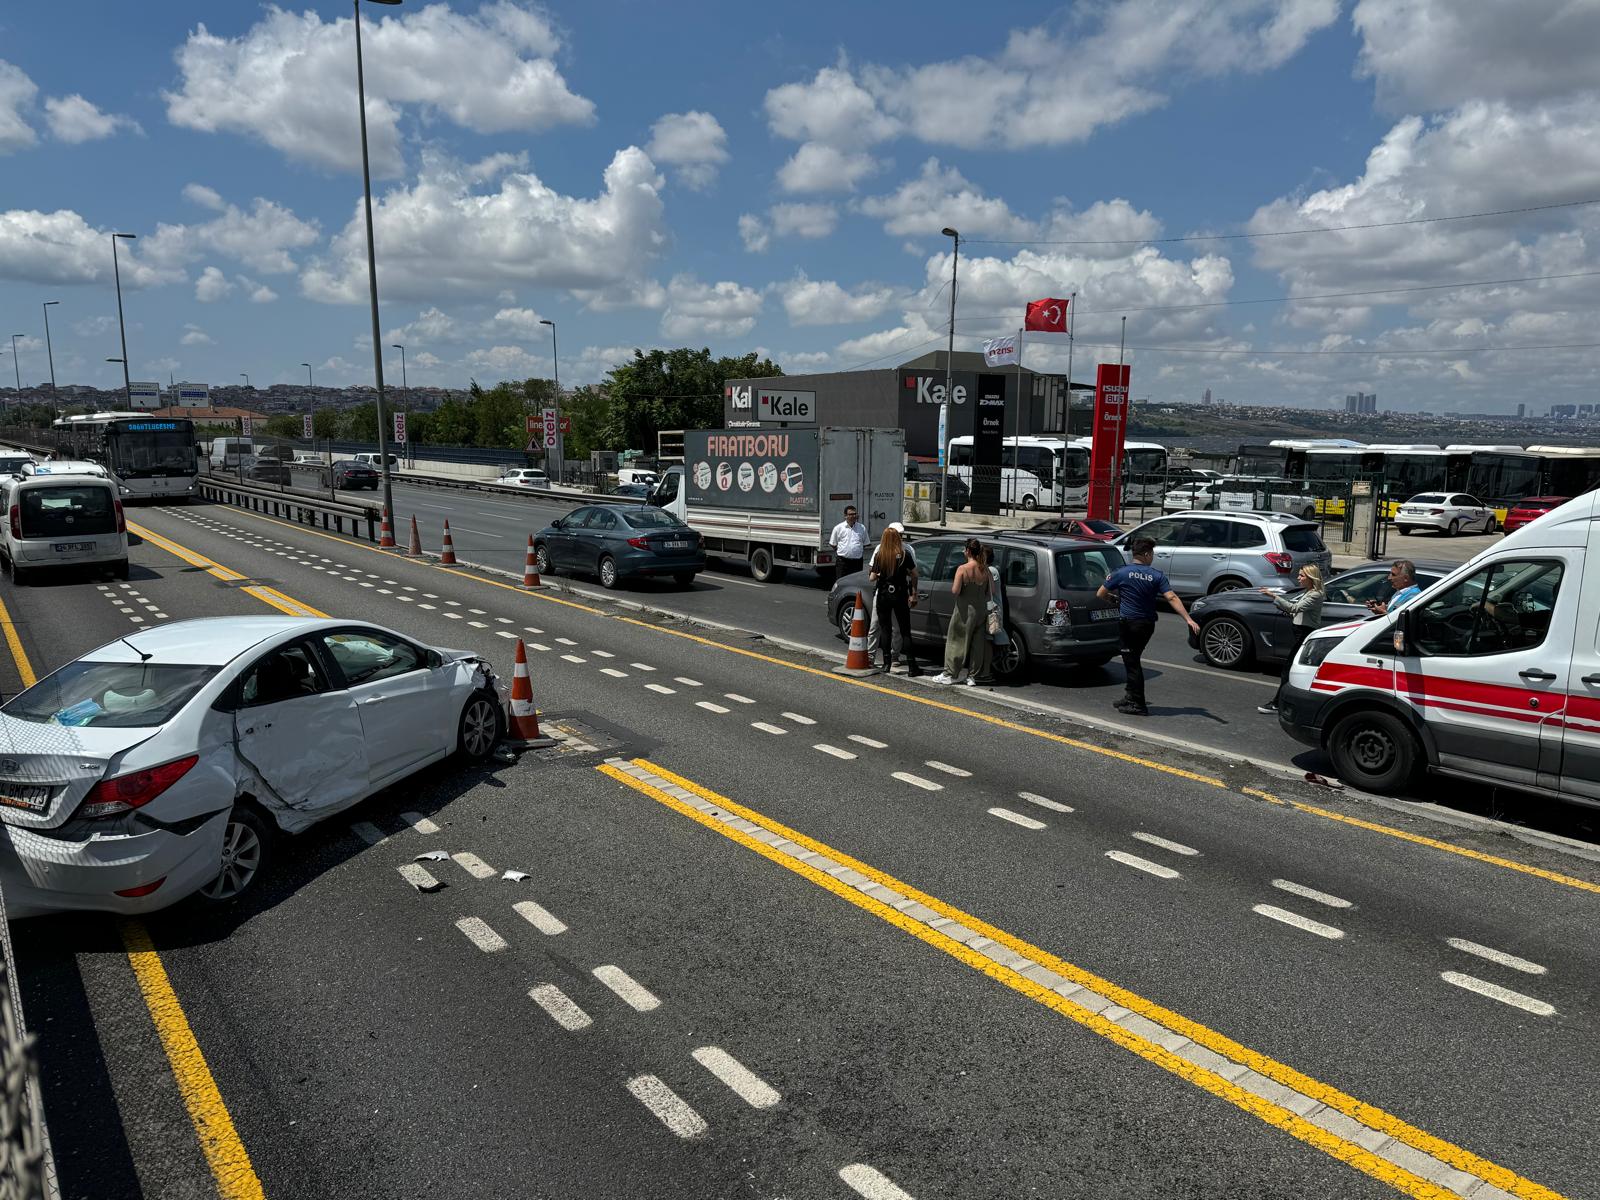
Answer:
[2,1,1598,412]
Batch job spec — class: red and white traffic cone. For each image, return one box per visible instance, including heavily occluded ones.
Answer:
[503,639,555,749]
[834,591,876,675]
[379,508,396,548]
[522,535,542,588]
[439,520,458,566]
[406,514,422,556]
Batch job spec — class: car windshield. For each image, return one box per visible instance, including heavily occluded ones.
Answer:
[620,508,684,529]
[1409,494,1447,504]
[2,661,218,729]
[1280,526,1325,552]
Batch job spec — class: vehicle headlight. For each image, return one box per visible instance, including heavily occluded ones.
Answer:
[1190,597,1208,614]
[1299,636,1339,667]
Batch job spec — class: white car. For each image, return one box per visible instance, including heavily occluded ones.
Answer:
[0,617,505,917]
[1163,477,1316,519]
[1393,492,1497,536]
[497,468,550,488]
[353,452,399,469]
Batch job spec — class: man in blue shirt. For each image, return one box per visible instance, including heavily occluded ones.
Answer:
[1366,559,1422,615]
[1097,536,1201,716]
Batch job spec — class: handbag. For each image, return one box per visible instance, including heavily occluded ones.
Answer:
[986,608,1001,636]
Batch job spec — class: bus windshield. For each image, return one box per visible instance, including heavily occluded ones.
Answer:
[107,423,198,478]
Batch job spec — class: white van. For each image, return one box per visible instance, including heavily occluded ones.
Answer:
[209,438,257,470]
[0,465,128,584]
[1278,488,1600,802]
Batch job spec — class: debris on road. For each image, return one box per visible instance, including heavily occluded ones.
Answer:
[414,849,450,862]
[1304,772,1346,791]
[502,870,531,882]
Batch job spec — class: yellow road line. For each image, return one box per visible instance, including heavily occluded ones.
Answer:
[120,921,265,1200]
[0,590,35,687]
[167,504,1600,896]
[614,759,1566,1200]
[129,520,328,619]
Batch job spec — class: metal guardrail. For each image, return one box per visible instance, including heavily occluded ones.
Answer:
[197,477,381,542]
[0,881,55,1200]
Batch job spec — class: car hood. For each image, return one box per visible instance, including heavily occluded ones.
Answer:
[0,717,159,830]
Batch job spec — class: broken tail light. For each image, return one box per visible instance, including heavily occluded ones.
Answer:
[77,755,198,820]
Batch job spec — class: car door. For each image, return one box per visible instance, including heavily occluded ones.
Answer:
[318,629,453,786]
[231,640,371,813]
[1175,517,1231,594]
[913,539,960,642]
[585,507,620,572]
[1459,494,1492,531]
[551,506,592,567]
[1123,517,1186,587]
[1399,555,1575,788]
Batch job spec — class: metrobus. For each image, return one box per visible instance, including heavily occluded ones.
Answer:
[946,436,1089,509]
[1466,445,1600,508]
[1235,439,1367,479]
[51,413,200,501]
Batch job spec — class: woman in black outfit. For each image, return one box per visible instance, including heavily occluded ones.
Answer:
[868,525,921,676]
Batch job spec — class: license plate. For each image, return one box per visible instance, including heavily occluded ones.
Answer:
[1091,608,1120,621]
[54,541,97,553]
[0,783,51,812]
[665,540,691,550]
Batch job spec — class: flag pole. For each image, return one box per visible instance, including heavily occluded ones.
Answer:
[1113,315,1127,521]
[1062,291,1077,517]
[1011,327,1023,516]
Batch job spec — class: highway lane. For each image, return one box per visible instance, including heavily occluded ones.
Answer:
[107,499,1600,1198]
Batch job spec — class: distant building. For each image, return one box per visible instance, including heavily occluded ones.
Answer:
[1516,403,1525,418]
[1202,387,1213,405]
[1344,391,1378,414]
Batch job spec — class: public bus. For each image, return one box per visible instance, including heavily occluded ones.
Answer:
[51,413,200,501]
[1465,445,1600,508]
[1070,437,1170,502]
[1234,439,1367,479]
[946,436,1089,509]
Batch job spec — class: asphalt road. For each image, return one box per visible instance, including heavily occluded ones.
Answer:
[1,497,1597,1199]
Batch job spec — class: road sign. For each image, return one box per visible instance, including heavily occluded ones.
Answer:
[393,411,407,444]
[558,415,572,434]
[128,381,161,411]
[542,406,558,449]
[302,413,313,439]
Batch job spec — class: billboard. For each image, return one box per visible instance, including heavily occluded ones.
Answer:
[685,429,818,514]
[756,388,815,424]
[173,382,210,407]
[128,381,161,411]
[1087,364,1131,521]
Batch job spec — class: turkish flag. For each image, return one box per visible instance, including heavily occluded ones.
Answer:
[1024,297,1070,333]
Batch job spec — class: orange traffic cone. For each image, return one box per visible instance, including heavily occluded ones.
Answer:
[440,520,458,566]
[379,508,396,548]
[503,639,555,749]
[834,591,876,675]
[522,535,542,588]
[406,514,422,556]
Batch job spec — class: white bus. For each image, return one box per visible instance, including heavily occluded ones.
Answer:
[946,436,1090,510]
[1070,437,1170,503]
[52,413,200,501]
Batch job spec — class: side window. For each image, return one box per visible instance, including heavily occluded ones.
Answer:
[1185,518,1230,548]
[566,506,595,526]
[1001,547,1039,589]
[240,643,327,707]
[949,443,973,468]
[1413,560,1564,657]
[321,630,426,686]
[1327,570,1388,605]
[656,472,679,502]
[1463,495,1484,508]
[1055,549,1116,591]
[588,509,617,531]
[1228,522,1267,548]
[930,543,964,583]
[1133,517,1184,545]
[910,540,941,578]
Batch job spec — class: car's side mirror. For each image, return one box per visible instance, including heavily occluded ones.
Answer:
[425,649,444,669]
[1392,610,1413,655]
[552,517,565,529]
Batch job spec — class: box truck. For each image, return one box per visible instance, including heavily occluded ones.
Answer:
[650,427,905,583]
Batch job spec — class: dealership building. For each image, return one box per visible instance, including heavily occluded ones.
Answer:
[723,351,1092,462]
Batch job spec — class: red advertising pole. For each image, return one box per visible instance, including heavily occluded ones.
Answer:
[1086,363,1131,521]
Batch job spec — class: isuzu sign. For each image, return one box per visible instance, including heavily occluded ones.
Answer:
[756,388,815,423]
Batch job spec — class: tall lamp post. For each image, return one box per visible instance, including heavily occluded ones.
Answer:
[8,335,21,393]
[42,302,59,395]
[355,0,401,532]
[110,233,136,410]
[938,226,959,525]
[539,318,561,477]
[391,343,408,465]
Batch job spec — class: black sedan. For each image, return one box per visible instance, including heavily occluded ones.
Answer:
[1187,560,1452,669]
[332,460,379,490]
[533,504,705,589]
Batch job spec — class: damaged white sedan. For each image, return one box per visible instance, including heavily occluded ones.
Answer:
[0,617,505,918]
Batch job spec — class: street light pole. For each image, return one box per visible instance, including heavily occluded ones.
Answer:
[391,343,408,466]
[539,318,561,477]
[111,233,136,410]
[938,227,959,526]
[355,0,402,534]
[42,302,58,395]
[8,335,21,393]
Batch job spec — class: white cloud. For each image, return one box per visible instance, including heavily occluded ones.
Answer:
[464,151,529,183]
[572,278,667,311]
[779,350,834,371]
[769,203,838,239]
[466,345,546,379]
[74,315,117,338]
[1353,0,1600,112]
[302,147,667,303]
[738,213,770,253]
[183,183,226,211]
[387,306,465,346]
[572,342,651,384]
[186,194,320,274]
[164,3,595,175]
[492,307,548,337]
[858,158,1035,238]
[777,274,897,326]
[765,65,897,149]
[646,111,729,190]
[195,266,233,302]
[413,351,443,368]
[0,62,38,154]
[239,276,278,303]
[43,94,142,143]
[660,275,763,339]
[180,323,212,346]
[775,143,879,194]
[0,208,183,288]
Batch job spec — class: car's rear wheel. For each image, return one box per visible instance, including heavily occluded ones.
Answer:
[1328,710,1420,792]
[457,690,501,760]
[993,627,1029,680]
[1483,515,1497,534]
[112,559,130,581]
[749,546,787,583]
[1200,616,1253,668]
[534,543,552,575]
[1022,494,1038,510]
[598,555,619,589]
[1448,519,1462,537]
[9,560,29,587]
[1396,525,1413,536]
[197,805,273,904]
[1208,575,1250,594]
[836,599,857,640]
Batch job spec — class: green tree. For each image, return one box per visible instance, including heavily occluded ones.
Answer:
[601,348,782,452]
[263,414,300,439]
[312,408,340,440]
[561,384,612,459]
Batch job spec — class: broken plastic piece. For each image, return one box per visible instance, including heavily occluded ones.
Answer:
[502,870,530,882]
[1304,772,1346,790]
[414,849,449,861]
[409,875,444,894]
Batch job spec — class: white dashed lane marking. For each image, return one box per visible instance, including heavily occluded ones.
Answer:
[452,852,496,880]
[725,693,755,705]
[561,654,587,664]
[781,711,815,725]
[691,1046,780,1109]
[1271,879,1352,909]
[815,744,857,760]
[892,772,942,791]
[675,676,703,687]
[400,812,439,835]
[556,637,578,646]
[696,701,730,714]
[751,721,787,735]
[600,667,629,678]
[529,984,592,1032]
[591,650,614,658]
[849,735,887,749]
[631,662,656,671]
[1252,904,1345,940]
[625,1076,706,1140]
[397,863,439,890]
[1131,832,1201,857]
[1105,850,1180,880]
[988,807,1046,830]
[592,965,661,1013]
[513,899,568,936]
[455,917,509,953]
[1446,938,1546,975]
[839,1164,916,1200]
[646,683,676,695]
[351,821,387,845]
[1018,791,1073,813]
[495,630,519,639]
[1440,971,1555,1016]
[925,760,971,778]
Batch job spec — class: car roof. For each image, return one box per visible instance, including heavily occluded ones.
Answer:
[1512,496,1569,505]
[20,460,105,477]
[920,529,1111,550]
[83,616,342,666]
[1155,510,1312,526]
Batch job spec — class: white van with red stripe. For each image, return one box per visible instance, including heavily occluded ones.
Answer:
[1278,490,1597,802]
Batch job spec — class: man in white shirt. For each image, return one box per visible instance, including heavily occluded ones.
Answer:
[830,505,869,577]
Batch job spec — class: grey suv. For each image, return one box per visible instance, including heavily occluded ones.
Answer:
[1114,511,1332,596]
[825,532,1125,680]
